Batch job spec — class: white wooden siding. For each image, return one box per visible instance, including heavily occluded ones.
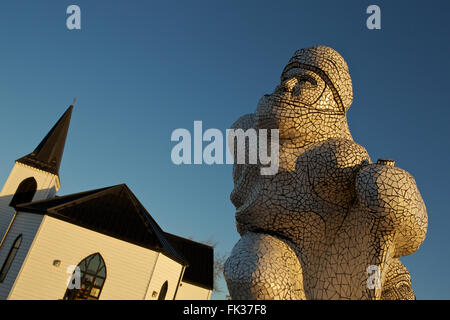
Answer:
[8,215,182,300]
[0,212,44,300]
[144,253,184,300]
[175,281,212,300]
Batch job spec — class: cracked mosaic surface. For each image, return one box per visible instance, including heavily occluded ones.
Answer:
[224,46,427,300]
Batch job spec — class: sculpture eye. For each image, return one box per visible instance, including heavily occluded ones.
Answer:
[296,75,317,88]
[289,75,318,98]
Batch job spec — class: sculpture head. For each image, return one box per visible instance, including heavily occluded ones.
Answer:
[256,46,353,144]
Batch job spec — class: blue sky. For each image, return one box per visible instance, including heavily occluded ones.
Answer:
[0,0,449,299]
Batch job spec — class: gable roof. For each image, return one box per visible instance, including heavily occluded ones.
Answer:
[16,184,186,265]
[17,105,73,176]
[164,232,214,290]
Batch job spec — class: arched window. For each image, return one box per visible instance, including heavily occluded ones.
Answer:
[0,234,22,282]
[10,177,37,207]
[158,281,168,300]
[63,253,106,300]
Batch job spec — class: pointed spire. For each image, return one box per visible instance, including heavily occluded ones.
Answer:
[16,105,74,176]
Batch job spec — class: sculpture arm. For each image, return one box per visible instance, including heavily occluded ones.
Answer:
[355,163,428,257]
[295,138,371,207]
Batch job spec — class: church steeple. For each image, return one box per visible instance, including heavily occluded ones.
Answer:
[16,105,73,176]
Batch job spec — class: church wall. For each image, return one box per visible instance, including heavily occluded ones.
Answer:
[8,215,163,300]
[144,252,184,300]
[175,281,212,300]
[0,212,44,300]
[0,163,58,239]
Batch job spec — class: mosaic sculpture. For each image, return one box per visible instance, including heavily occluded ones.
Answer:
[224,46,427,300]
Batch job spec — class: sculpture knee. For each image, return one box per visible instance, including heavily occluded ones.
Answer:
[224,232,305,300]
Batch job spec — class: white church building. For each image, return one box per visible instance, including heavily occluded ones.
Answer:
[0,105,213,300]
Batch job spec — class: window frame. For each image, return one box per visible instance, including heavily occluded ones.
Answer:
[0,234,23,283]
[9,177,37,207]
[158,281,168,300]
[63,253,107,300]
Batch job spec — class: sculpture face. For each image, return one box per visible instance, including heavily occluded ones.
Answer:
[224,46,428,300]
[256,60,350,144]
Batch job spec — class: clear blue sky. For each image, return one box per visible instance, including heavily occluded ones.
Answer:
[0,0,449,299]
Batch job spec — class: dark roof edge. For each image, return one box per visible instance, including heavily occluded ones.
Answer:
[181,279,214,291]
[123,186,188,266]
[15,185,119,212]
[163,232,214,250]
